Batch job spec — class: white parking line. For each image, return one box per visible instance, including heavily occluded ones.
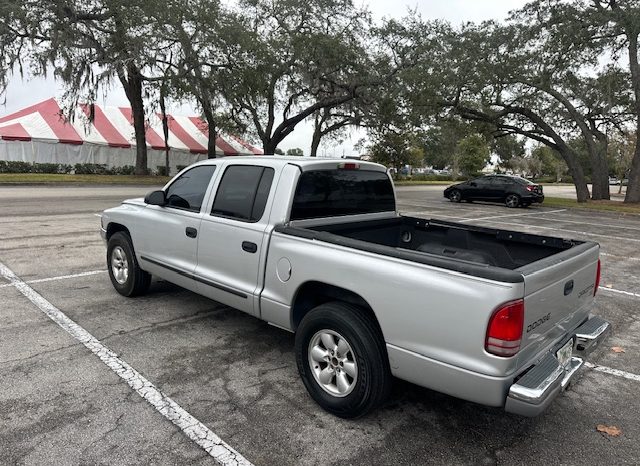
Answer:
[601,287,640,299]
[601,253,640,262]
[471,219,640,242]
[585,362,640,383]
[459,209,567,223]
[533,215,640,232]
[0,261,253,466]
[0,270,107,288]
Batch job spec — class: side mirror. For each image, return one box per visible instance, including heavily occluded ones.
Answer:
[144,190,167,206]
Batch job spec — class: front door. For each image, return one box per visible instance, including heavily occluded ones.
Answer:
[135,164,217,292]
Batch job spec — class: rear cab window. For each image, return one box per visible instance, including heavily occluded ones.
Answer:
[211,165,275,222]
[291,169,395,220]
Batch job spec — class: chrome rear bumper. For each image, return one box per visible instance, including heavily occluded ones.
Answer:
[505,316,610,417]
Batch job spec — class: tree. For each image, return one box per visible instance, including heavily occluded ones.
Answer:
[286,148,304,156]
[369,131,423,178]
[0,0,167,175]
[217,0,375,155]
[609,131,635,193]
[511,0,640,203]
[492,135,526,169]
[532,145,568,182]
[149,0,236,159]
[454,134,490,177]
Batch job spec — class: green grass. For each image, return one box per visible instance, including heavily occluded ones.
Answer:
[0,173,170,185]
[394,180,453,186]
[543,196,640,215]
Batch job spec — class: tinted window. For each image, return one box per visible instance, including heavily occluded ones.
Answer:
[291,169,395,220]
[511,176,534,185]
[211,165,275,222]
[472,177,491,186]
[490,177,509,185]
[165,165,216,212]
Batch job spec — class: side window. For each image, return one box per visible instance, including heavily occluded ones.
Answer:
[165,165,216,212]
[211,165,275,222]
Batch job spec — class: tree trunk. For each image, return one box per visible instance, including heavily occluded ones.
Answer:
[200,100,218,159]
[588,140,611,200]
[263,139,277,155]
[625,124,640,202]
[560,148,590,202]
[159,85,170,176]
[120,65,148,176]
[310,128,322,157]
[624,27,640,202]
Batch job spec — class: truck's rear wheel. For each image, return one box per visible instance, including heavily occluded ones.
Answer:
[295,302,391,418]
[107,231,151,297]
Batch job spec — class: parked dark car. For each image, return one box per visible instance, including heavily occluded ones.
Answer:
[443,175,544,208]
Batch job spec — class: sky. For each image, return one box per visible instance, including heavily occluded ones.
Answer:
[1,0,530,156]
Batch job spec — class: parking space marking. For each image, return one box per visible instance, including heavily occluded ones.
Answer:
[601,287,640,299]
[459,209,567,223]
[0,270,107,289]
[601,252,640,261]
[471,219,640,242]
[0,261,253,466]
[585,362,640,383]
[532,215,640,232]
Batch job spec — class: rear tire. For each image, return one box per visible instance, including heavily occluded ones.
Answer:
[295,302,392,418]
[505,194,520,208]
[448,189,462,203]
[107,231,151,297]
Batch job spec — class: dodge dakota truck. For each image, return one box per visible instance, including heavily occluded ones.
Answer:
[100,157,610,418]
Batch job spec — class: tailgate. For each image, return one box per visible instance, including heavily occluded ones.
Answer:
[516,241,600,365]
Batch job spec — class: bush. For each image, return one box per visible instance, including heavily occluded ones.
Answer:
[73,163,110,175]
[0,161,32,173]
[176,165,187,172]
[112,165,136,175]
[31,163,73,174]
[407,174,456,182]
[156,165,168,176]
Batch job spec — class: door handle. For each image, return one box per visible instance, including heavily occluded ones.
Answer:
[242,241,257,253]
[185,227,198,238]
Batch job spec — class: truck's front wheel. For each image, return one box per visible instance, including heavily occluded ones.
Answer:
[107,232,151,297]
[295,302,391,418]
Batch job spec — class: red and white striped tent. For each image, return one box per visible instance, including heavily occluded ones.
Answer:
[0,98,262,174]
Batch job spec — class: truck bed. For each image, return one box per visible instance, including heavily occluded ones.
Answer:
[279,216,584,281]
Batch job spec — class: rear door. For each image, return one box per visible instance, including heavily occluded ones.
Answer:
[194,164,276,316]
[516,242,600,367]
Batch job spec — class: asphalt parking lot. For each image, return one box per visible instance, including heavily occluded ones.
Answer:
[1,183,639,465]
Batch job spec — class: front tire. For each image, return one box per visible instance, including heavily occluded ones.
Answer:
[505,193,520,208]
[295,302,391,418]
[107,231,151,297]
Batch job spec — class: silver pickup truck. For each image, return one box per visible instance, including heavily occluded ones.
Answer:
[100,157,609,418]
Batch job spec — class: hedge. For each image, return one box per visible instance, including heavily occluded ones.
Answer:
[0,161,137,175]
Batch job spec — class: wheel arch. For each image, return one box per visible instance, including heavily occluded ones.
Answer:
[290,281,384,337]
[106,222,131,241]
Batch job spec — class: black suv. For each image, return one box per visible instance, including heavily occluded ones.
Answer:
[443,175,544,208]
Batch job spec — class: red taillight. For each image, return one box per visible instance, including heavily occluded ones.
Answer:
[338,162,359,170]
[594,259,601,296]
[486,299,524,357]
[526,185,534,192]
